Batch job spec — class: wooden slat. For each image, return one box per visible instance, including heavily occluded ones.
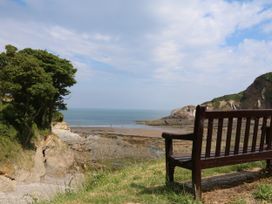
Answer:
[205,109,272,119]
[259,117,267,151]
[243,117,251,153]
[267,117,272,150]
[201,150,272,169]
[234,118,242,154]
[225,117,233,156]
[215,118,224,157]
[251,117,259,152]
[205,118,213,158]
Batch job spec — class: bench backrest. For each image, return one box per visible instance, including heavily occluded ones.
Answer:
[193,105,272,160]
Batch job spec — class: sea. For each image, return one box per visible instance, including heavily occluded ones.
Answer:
[61,108,170,128]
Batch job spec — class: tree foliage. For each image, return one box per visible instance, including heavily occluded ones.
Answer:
[0,45,76,145]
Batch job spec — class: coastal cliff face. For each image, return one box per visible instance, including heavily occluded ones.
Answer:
[144,72,272,126]
[240,73,272,109]
[204,72,272,110]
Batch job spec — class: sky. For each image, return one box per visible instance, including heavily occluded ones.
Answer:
[0,0,272,110]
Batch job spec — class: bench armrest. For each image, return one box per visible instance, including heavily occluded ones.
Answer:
[162,132,194,141]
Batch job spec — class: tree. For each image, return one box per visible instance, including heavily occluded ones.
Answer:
[0,45,77,145]
[20,48,77,128]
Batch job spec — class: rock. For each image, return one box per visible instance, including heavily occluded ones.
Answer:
[0,175,16,192]
[52,123,83,143]
[169,105,196,119]
[43,135,76,177]
[52,121,71,130]
[139,105,196,126]
[27,145,46,182]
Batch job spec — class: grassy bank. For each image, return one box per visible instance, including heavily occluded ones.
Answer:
[43,159,272,204]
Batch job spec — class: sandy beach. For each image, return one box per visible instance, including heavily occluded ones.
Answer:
[71,126,193,138]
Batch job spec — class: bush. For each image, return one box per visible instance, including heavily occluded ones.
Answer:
[0,122,17,139]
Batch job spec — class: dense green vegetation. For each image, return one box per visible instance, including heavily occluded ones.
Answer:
[0,45,76,154]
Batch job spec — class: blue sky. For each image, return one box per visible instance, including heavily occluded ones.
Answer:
[0,0,272,110]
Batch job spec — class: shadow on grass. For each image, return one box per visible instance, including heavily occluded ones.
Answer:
[131,170,271,197]
[131,182,193,195]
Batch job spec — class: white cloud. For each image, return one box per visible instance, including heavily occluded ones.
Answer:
[0,19,122,80]
[0,0,272,108]
[149,0,272,87]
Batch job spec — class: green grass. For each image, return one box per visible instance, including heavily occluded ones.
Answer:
[253,183,272,202]
[43,160,265,204]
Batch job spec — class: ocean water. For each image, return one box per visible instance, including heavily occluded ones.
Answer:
[61,108,170,128]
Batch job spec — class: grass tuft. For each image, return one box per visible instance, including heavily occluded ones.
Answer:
[253,183,272,202]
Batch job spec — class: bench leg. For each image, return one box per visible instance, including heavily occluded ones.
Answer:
[192,169,201,200]
[166,161,175,183]
[267,159,272,174]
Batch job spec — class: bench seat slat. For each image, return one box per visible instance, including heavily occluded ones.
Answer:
[170,147,272,170]
[201,150,272,169]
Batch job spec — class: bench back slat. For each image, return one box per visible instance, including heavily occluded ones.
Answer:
[225,117,233,156]
[259,117,267,151]
[251,117,259,152]
[234,117,242,155]
[215,118,224,157]
[242,117,251,153]
[267,118,272,150]
[205,118,213,158]
[193,105,272,160]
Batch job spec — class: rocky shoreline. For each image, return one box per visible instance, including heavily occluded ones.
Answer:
[55,123,193,166]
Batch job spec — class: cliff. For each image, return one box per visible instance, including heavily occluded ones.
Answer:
[143,72,272,126]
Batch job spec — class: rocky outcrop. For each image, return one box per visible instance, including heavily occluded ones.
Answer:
[240,73,272,109]
[138,105,196,127]
[170,105,196,119]
[0,129,83,203]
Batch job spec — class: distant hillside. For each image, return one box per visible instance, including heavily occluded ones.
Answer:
[141,72,272,126]
[204,72,272,110]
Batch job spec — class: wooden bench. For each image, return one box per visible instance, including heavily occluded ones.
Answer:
[162,105,272,199]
